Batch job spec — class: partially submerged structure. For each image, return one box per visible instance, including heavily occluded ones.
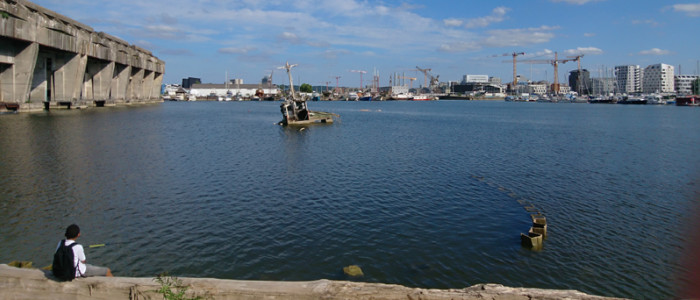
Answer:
[278,62,335,126]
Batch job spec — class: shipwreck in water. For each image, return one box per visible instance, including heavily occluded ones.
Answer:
[278,62,336,126]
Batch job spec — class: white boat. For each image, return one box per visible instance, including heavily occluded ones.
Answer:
[391,93,413,100]
[412,94,433,101]
[645,94,666,105]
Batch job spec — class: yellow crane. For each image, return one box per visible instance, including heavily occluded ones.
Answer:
[398,76,417,89]
[493,52,525,87]
[520,52,574,94]
[415,66,432,88]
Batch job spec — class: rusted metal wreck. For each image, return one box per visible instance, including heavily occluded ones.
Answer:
[278,62,336,126]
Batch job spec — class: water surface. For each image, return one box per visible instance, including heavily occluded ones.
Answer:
[1,101,698,299]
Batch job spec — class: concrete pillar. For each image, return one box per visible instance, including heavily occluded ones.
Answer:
[128,67,144,102]
[53,52,87,102]
[28,51,50,103]
[0,40,38,103]
[110,63,130,103]
[83,58,113,101]
[142,70,154,100]
[153,72,164,101]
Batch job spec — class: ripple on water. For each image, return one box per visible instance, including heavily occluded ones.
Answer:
[1,102,698,299]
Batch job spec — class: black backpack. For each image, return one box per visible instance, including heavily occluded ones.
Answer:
[52,240,80,281]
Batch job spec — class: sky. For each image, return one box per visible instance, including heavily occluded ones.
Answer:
[31,0,700,87]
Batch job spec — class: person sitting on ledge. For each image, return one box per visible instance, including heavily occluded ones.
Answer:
[55,224,113,278]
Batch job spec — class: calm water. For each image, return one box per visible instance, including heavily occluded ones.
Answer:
[1,101,699,299]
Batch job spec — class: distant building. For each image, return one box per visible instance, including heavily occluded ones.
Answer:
[262,75,272,86]
[189,83,278,98]
[462,75,489,84]
[643,63,674,93]
[182,77,201,89]
[452,83,503,94]
[568,69,592,95]
[391,85,409,95]
[489,77,502,85]
[591,78,616,95]
[528,82,547,94]
[615,65,642,93]
[674,75,699,95]
[558,85,571,94]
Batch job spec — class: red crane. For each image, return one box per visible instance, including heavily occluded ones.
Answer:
[331,76,341,93]
[350,70,367,91]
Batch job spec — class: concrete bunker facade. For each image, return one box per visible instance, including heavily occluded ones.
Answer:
[0,0,164,111]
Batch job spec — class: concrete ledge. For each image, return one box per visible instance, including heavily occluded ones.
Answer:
[0,264,625,300]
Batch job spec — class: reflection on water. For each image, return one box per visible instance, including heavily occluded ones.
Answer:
[1,101,699,299]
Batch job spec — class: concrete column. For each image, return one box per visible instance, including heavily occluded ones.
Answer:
[142,70,154,101]
[83,58,113,101]
[128,67,144,102]
[28,51,49,103]
[152,72,164,101]
[0,41,38,103]
[53,52,87,101]
[110,63,130,103]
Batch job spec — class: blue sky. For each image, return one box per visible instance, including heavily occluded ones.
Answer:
[32,0,700,87]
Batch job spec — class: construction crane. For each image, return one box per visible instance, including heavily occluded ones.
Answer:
[567,54,585,94]
[494,52,525,88]
[398,76,417,89]
[520,52,573,94]
[350,70,367,91]
[415,66,432,89]
[330,76,341,93]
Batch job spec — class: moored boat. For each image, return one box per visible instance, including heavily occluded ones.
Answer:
[645,94,666,105]
[617,96,647,105]
[676,95,699,106]
[412,94,434,101]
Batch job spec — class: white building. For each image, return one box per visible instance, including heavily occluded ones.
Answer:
[675,75,699,95]
[189,83,278,98]
[643,63,674,93]
[558,85,571,94]
[615,65,642,93]
[463,75,489,84]
[528,83,547,94]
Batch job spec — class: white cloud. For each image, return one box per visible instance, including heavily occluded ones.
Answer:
[632,19,660,27]
[218,46,258,54]
[443,18,463,27]
[638,48,671,55]
[673,3,700,17]
[525,49,554,58]
[277,32,302,44]
[464,6,510,28]
[481,26,559,47]
[323,49,351,59]
[564,47,603,56]
[583,33,596,37]
[438,42,479,53]
[550,0,603,4]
